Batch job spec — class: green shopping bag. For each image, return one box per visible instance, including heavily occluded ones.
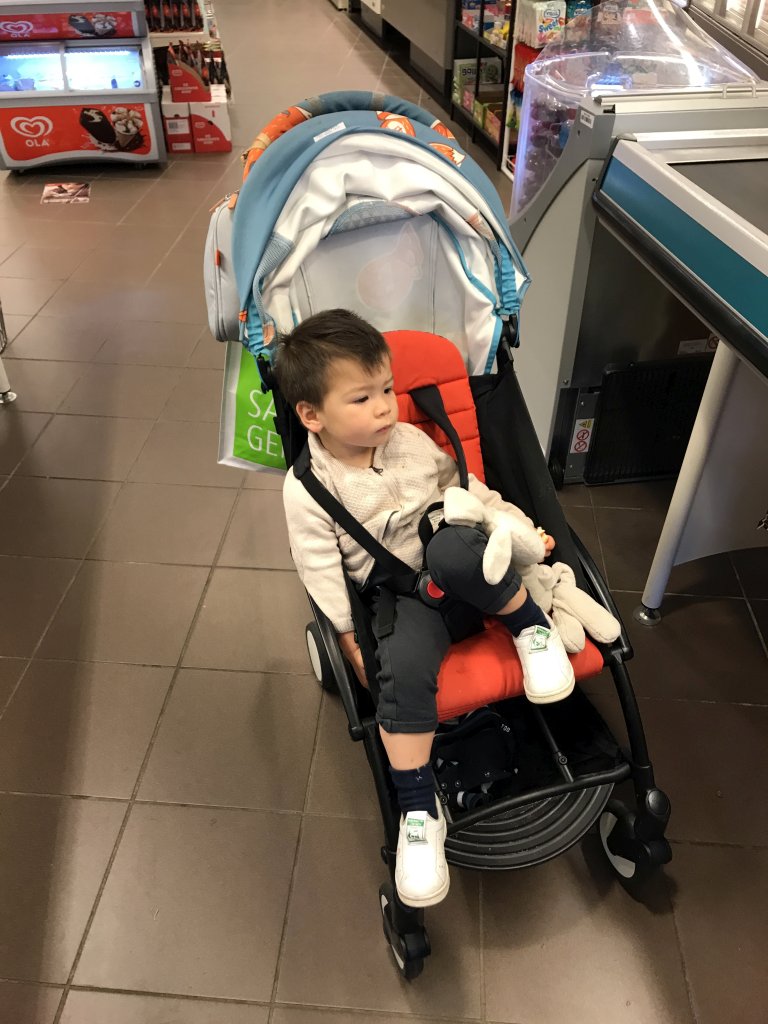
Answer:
[218,341,287,473]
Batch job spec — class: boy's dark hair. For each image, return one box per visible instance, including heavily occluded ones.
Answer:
[273,309,390,409]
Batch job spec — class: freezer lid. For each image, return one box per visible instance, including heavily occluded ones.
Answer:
[593,137,768,378]
[0,1,145,43]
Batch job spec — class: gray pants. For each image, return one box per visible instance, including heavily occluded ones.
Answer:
[373,525,523,734]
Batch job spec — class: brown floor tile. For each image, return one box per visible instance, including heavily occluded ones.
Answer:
[0,981,62,1024]
[0,242,19,262]
[2,312,32,342]
[87,221,177,255]
[8,315,110,362]
[162,156,239,181]
[594,506,741,596]
[0,657,27,709]
[120,282,209,325]
[0,661,170,798]
[88,482,236,565]
[14,221,113,251]
[0,556,78,657]
[95,320,202,367]
[39,561,207,666]
[0,276,63,317]
[17,414,154,481]
[592,695,768,846]
[37,279,131,322]
[277,815,482,1016]
[0,246,87,280]
[0,793,124,983]
[60,991,269,1023]
[70,247,160,287]
[218,490,292,570]
[669,843,768,1024]
[557,483,592,507]
[482,835,692,1024]
[59,364,181,419]
[0,477,119,558]
[189,331,226,369]
[564,504,606,577]
[0,359,83,413]
[183,569,310,673]
[121,197,202,229]
[272,1011,451,1024]
[0,410,51,473]
[731,546,768,599]
[306,695,379,819]
[751,599,768,648]
[138,668,320,810]
[144,178,218,204]
[74,803,300,1000]
[244,468,284,491]
[589,479,676,511]
[161,367,223,422]
[611,593,768,704]
[128,419,245,488]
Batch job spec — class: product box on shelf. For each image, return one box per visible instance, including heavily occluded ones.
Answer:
[168,45,211,101]
[161,86,191,152]
[190,83,230,152]
[452,57,503,105]
[484,102,504,142]
[517,0,566,48]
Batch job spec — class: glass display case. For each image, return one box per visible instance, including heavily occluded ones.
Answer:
[64,44,144,90]
[512,0,757,211]
[0,48,65,91]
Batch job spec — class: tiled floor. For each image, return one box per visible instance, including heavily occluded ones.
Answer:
[0,1,767,1022]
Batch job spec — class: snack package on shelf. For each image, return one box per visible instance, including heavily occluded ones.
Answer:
[516,0,566,48]
[461,0,482,32]
[484,101,505,141]
[452,56,503,105]
[145,0,204,32]
[167,41,230,101]
[484,1,512,47]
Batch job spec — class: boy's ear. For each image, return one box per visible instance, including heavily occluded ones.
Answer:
[295,400,323,434]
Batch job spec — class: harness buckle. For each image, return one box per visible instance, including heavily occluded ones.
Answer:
[417,571,445,607]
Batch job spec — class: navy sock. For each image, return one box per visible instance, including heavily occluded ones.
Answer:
[389,763,438,819]
[497,592,549,637]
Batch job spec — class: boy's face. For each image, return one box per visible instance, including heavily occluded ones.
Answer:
[297,356,399,456]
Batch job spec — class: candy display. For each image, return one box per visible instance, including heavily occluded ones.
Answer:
[166,39,229,100]
[145,0,203,32]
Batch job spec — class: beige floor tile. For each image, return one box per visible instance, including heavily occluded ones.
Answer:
[0,359,83,413]
[139,668,320,809]
[1,312,32,342]
[669,843,768,1024]
[8,315,111,361]
[277,815,482,1017]
[74,804,300,1000]
[0,242,19,263]
[59,364,181,419]
[60,991,269,1024]
[0,661,171,798]
[189,331,226,369]
[272,1011,452,1024]
[88,482,237,565]
[17,221,113,250]
[0,477,119,557]
[0,657,27,709]
[0,981,62,1024]
[0,410,51,473]
[121,197,202,229]
[306,694,379,819]
[218,490,292,570]
[17,414,153,481]
[0,276,63,317]
[0,246,87,280]
[96,320,202,367]
[160,367,223,422]
[183,568,310,673]
[39,561,207,666]
[0,556,79,657]
[128,419,245,488]
[89,221,178,255]
[119,281,209,325]
[0,793,125,983]
[244,468,284,491]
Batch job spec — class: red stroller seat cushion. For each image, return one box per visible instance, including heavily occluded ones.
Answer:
[436,620,604,720]
[383,329,605,718]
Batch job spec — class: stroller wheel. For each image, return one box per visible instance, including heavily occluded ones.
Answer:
[379,882,430,980]
[305,621,337,692]
[599,799,671,889]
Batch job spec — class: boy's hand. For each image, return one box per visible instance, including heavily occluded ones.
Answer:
[538,527,556,556]
[337,631,368,687]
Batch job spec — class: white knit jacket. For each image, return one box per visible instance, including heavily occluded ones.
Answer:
[282,422,533,633]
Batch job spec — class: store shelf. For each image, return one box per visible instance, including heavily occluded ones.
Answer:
[455,20,507,60]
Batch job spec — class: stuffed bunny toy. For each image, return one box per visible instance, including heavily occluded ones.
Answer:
[442,487,621,653]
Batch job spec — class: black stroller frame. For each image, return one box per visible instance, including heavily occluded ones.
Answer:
[266,339,672,981]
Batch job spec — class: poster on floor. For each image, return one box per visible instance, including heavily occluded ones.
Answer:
[41,182,91,204]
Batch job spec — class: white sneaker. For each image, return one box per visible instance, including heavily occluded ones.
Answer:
[513,618,575,704]
[395,802,450,908]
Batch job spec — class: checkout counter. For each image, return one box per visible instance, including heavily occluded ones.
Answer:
[509,0,768,617]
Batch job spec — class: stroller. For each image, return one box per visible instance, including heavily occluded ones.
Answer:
[207,91,672,979]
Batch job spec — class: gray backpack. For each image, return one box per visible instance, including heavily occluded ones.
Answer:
[203,192,241,342]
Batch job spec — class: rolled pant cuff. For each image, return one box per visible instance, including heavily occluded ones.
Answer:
[483,576,525,615]
[376,714,439,734]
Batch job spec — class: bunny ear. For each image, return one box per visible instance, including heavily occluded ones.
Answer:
[483,526,512,585]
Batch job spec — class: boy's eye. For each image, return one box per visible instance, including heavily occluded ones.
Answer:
[384,386,393,394]
[353,396,368,404]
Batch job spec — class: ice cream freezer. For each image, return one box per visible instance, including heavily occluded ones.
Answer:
[0,0,165,168]
[506,0,768,613]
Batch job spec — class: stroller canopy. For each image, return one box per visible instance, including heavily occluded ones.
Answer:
[232,91,529,375]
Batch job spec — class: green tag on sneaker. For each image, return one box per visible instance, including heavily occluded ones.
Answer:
[405,815,428,843]
[530,625,551,652]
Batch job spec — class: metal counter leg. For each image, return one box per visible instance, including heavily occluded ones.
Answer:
[636,342,738,624]
[0,355,17,405]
